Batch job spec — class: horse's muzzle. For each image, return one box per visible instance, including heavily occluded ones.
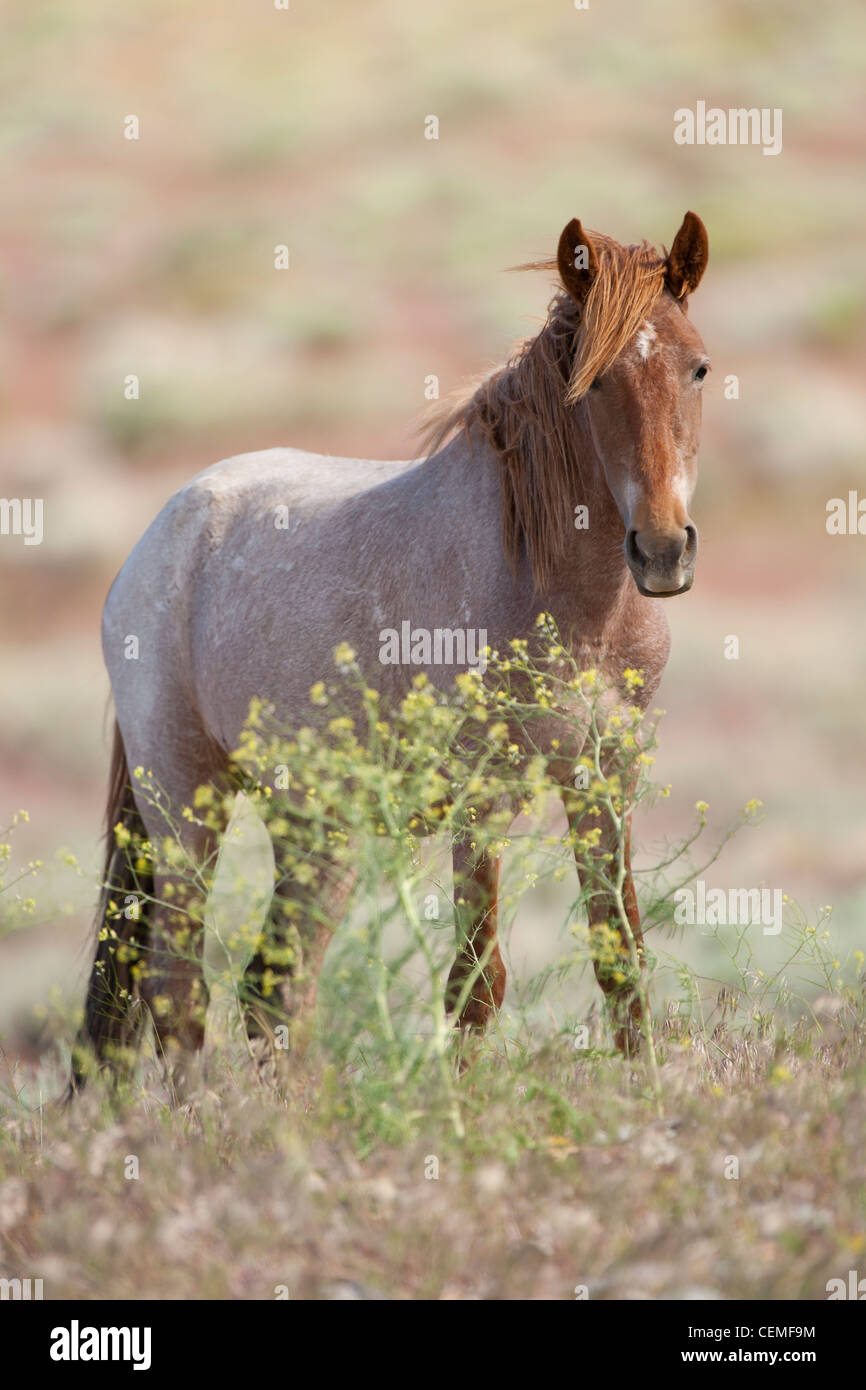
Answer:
[625,525,697,598]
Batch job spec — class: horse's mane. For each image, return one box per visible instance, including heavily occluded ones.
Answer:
[419,231,668,591]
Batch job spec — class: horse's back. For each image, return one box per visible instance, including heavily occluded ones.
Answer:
[106,447,418,612]
[101,447,427,751]
[178,446,416,511]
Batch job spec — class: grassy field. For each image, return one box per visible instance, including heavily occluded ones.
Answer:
[1,0,865,1301]
[2,645,865,1302]
[1,1015,863,1301]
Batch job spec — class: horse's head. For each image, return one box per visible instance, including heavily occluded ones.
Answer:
[558,213,709,597]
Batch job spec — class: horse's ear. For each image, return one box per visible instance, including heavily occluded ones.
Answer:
[665,211,708,300]
[557,218,599,305]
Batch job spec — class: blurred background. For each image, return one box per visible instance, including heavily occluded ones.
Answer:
[1,0,865,1053]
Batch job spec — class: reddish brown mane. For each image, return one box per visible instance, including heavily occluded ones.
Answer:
[421,232,668,590]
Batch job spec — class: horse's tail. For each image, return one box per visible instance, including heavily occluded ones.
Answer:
[69,720,152,1092]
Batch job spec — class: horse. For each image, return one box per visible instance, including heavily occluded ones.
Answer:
[71,211,709,1098]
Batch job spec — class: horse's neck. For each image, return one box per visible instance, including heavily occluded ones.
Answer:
[542,411,636,641]
[423,419,633,648]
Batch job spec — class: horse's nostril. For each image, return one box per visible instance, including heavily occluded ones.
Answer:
[626,529,645,566]
[683,524,698,561]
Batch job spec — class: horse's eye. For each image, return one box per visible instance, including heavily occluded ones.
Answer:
[694,364,709,382]
[589,376,602,391]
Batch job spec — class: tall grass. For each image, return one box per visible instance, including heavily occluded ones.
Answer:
[52,618,863,1148]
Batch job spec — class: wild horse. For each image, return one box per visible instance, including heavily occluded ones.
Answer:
[72,212,709,1096]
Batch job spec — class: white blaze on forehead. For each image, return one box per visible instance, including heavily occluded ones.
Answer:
[635,321,657,361]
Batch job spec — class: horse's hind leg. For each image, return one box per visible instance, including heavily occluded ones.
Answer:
[242,846,356,1062]
[140,849,215,1102]
[115,738,231,1103]
[71,721,230,1102]
[445,836,506,1034]
[70,723,154,1094]
[139,771,238,1101]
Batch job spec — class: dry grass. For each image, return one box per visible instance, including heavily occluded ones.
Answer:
[1,1003,864,1301]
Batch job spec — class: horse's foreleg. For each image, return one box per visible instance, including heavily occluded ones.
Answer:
[445,838,506,1033]
[565,795,647,1056]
